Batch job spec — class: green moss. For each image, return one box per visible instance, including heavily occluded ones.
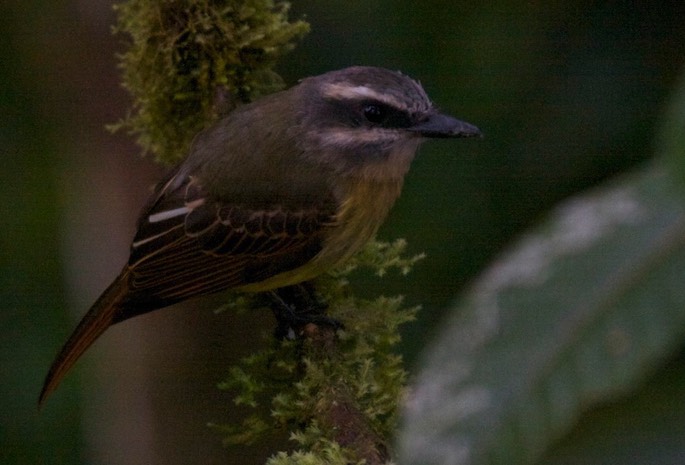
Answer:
[267,439,362,465]
[111,0,309,164]
[212,239,423,464]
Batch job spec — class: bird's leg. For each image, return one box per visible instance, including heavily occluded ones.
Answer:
[269,282,342,339]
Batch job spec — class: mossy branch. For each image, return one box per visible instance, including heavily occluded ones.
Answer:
[211,239,422,464]
[111,0,309,164]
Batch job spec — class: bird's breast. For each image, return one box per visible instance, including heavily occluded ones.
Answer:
[314,178,404,268]
[234,178,404,293]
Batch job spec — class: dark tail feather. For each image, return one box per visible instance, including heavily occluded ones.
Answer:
[39,272,130,406]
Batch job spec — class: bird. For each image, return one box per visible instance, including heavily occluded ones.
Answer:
[39,66,481,404]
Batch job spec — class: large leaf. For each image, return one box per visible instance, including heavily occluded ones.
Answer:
[398,162,685,465]
[542,354,685,464]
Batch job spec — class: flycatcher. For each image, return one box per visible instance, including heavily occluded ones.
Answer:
[39,66,481,404]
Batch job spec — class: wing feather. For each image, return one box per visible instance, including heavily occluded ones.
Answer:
[120,169,336,316]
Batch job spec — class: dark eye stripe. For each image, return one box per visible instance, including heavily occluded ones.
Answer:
[359,100,413,129]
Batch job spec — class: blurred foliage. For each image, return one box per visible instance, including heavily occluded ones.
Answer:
[400,160,685,464]
[400,50,685,464]
[2,0,685,464]
[0,2,82,464]
[659,72,685,191]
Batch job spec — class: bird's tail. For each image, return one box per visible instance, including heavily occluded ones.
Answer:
[39,271,130,406]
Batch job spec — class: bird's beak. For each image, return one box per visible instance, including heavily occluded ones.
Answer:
[408,112,482,139]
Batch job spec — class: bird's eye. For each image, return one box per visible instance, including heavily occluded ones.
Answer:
[362,104,386,124]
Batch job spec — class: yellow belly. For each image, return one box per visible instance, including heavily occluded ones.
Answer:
[237,178,403,292]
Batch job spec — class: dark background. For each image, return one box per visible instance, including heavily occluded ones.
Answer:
[2,1,684,464]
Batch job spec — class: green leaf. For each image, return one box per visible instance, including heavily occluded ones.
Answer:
[659,72,685,189]
[398,162,685,465]
[542,354,685,464]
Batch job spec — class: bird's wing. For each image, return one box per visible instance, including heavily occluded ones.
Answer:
[40,167,336,404]
[120,168,337,317]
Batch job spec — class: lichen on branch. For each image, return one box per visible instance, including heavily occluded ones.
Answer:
[111,0,309,164]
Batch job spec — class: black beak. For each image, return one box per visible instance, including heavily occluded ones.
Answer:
[409,112,482,139]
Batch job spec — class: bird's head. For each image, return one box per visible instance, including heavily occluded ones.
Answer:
[292,66,481,180]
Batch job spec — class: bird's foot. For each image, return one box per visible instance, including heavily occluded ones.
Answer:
[269,283,342,340]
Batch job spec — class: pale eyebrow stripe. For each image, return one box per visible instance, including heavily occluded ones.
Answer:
[322,83,405,110]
